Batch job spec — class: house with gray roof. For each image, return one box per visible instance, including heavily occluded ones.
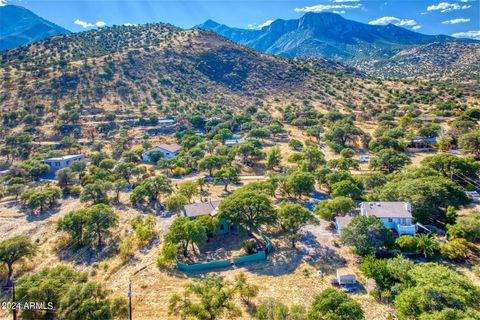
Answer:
[142,143,182,162]
[180,200,229,235]
[42,154,85,171]
[336,202,416,236]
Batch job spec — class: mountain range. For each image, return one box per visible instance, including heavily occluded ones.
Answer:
[196,12,479,78]
[1,5,478,80]
[0,5,70,51]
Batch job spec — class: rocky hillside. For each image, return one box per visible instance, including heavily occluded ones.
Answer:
[0,23,348,112]
[0,5,70,51]
[0,23,477,119]
[196,12,478,79]
[356,42,480,80]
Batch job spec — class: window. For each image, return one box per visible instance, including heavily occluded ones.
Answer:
[55,162,61,167]
[220,224,225,230]
[388,218,393,223]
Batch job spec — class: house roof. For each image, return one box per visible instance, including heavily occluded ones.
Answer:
[182,200,222,218]
[155,143,182,153]
[361,202,412,219]
[43,154,84,161]
[335,215,352,231]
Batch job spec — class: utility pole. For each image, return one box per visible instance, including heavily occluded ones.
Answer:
[12,278,17,320]
[128,281,132,320]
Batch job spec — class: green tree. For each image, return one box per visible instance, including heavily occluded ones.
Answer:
[85,204,119,250]
[376,175,469,224]
[416,234,438,259]
[369,149,411,173]
[165,194,188,214]
[80,181,111,204]
[169,276,241,320]
[421,154,479,181]
[285,171,315,199]
[394,263,480,320]
[198,155,225,176]
[278,202,315,248]
[266,146,282,169]
[234,272,259,306]
[458,131,480,159]
[340,215,395,256]
[214,167,239,192]
[447,211,480,243]
[20,186,62,214]
[0,235,36,281]
[314,197,354,221]
[218,189,277,232]
[256,298,306,320]
[330,180,361,199]
[308,288,364,320]
[178,181,199,203]
[59,282,128,320]
[359,256,395,290]
[56,167,76,188]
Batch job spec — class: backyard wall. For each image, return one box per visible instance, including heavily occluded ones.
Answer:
[176,231,273,272]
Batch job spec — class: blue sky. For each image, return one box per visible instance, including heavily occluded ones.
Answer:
[2,0,479,39]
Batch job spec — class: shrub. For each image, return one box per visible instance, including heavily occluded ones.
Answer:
[242,239,257,255]
[473,265,480,277]
[440,238,470,260]
[395,235,418,253]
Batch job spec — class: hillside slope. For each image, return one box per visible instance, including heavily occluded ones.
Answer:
[0,5,70,51]
[356,42,480,80]
[196,12,478,79]
[1,23,476,119]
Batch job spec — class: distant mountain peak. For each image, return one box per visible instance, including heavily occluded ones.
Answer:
[199,19,221,29]
[0,5,70,51]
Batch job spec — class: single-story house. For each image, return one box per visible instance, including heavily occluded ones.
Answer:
[180,200,229,235]
[42,154,85,171]
[336,202,416,236]
[407,137,437,149]
[142,143,182,161]
[225,138,246,146]
[158,119,175,125]
[359,155,370,163]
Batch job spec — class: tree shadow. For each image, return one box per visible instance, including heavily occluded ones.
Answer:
[56,238,119,265]
[24,205,62,222]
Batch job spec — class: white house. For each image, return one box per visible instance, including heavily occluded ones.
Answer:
[224,137,246,146]
[359,155,370,163]
[336,202,416,236]
[142,143,182,162]
[42,154,85,171]
[158,119,175,125]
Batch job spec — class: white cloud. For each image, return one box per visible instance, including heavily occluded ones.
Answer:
[74,19,107,28]
[294,3,361,12]
[368,16,417,27]
[442,18,470,24]
[452,30,480,40]
[333,10,346,14]
[247,24,256,30]
[0,0,7,6]
[123,23,137,26]
[427,2,471,12]
[74,19,94,28]
[331,0,360,2]
[258,19,274,29]
[412,25,422,30]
